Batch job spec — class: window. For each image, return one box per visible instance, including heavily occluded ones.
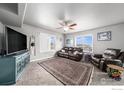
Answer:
[39,33,56,52]
[65,38,73,47]
[49,36,56,50]
[40,33,49,52]
[75,35,93,52]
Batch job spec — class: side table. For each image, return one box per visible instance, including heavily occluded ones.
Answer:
[107,64,124,81]
[83,52,92,63]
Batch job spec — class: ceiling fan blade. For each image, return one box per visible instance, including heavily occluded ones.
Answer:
[59,22,65,26]
[56,27,63,29]
[69,23,77,27]
[69,27,74,30]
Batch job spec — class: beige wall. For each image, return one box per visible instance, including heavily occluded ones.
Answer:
[65,23,124,54]
[1,21,124,60]
[7,24,64,61]
[0,22,4,51]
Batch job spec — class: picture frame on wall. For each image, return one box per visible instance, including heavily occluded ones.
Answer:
[97,31,111,41]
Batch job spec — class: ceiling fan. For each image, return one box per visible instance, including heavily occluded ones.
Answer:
[56,20,77,31]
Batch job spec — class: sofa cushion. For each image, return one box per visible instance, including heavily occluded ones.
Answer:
[62,47,69,52]
[73,51,79,55]
[61,49,65,53]
[63,47,68,50]
[102,55,113,59]
[68,47,73,51]
[68,51,73,54]
[118,52,124,63]
[73,47,83,52]
[69,53,80,57]
[59,52,68,55]
[93,54,103,58]
[91,57,101,64]
[69,53,75,56]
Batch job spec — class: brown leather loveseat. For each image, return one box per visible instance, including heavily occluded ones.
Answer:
[57,47,83,61]
[91,48,124,72]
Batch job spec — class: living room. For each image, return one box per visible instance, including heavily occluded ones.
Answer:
[0,2,124,89]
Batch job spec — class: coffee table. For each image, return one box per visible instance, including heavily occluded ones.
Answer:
[107,64,124,81]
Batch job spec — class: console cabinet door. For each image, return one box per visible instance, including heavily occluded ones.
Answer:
[0,58,15,85]
[0,51,30,85]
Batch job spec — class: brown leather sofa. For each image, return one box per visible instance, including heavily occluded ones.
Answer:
[57,47,83,61]
[91,48,124,72]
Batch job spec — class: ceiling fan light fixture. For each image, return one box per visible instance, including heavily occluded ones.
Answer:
[63,26,69,31]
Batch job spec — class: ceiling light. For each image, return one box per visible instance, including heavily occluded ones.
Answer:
[63,26,69,31]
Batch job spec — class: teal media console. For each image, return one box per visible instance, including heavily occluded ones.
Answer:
[0,51,30,85]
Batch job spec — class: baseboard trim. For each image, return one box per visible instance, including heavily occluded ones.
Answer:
[30,56,54,62]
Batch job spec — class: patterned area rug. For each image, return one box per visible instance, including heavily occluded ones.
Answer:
[38,57,94,85]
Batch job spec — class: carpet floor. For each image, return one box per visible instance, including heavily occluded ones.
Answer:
[90,65,124,85]
[16,58,124,85]
[38,57,93,85]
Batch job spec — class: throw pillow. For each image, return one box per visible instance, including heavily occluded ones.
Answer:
[61,49,65,52]
[73,51,79,55]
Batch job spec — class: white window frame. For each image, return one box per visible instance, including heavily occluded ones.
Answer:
[65,37,74,47]
[39,33,56,53]
[75,34,93,53]
[39,33,49,53]
[48,35,56,51]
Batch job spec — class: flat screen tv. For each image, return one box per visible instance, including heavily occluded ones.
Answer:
[5,27,27,55]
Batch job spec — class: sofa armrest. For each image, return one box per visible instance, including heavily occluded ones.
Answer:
[57,50,64,55]
[77,52,83,55]
[57,50,61,53]
[104,59,123,67]
[112,59,123,66]
[92,54,103,58]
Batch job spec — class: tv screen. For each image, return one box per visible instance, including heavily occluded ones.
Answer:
[6,27,27,54]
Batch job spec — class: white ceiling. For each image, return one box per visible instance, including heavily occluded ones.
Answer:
[1,3,124,33]
[24,3,124,33]
[0,3,26,27]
